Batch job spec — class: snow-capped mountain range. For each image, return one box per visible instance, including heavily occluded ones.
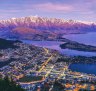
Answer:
[0,16,96,40]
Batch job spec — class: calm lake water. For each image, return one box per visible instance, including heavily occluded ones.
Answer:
[63,32,96,46]
[69,63,96,75]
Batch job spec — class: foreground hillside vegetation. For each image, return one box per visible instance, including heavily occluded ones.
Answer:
[0,77,25,91]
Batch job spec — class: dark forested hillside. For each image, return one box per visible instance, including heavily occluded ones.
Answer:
[0,77,25,91]
[0,38,21,49]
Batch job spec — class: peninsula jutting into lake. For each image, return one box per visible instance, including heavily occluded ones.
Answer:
[60,41,96,52]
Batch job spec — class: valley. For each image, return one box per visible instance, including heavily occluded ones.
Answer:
[0,16,96,91]
[1,0,96,90]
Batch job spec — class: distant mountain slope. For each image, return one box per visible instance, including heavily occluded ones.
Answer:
[0,16,96,40]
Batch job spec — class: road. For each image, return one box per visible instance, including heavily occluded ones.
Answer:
[38,48,53,72]
[19,48,55,85]
[38,55,53,72]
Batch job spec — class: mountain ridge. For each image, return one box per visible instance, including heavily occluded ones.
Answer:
[0,16,96,40]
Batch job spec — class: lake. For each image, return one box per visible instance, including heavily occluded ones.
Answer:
[22,33,96,57]
[63,32,96,46]
[63,32,96,75]
[69,63,96,75]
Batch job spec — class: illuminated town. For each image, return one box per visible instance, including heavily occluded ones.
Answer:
[0,41,96,91]
[0,0,96,91]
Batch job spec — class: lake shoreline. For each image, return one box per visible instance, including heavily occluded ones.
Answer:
[69,63,96,75]
[60,41,96,52]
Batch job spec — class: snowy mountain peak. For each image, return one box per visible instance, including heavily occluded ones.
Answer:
[0,16,96,40]
[0,16,95,26]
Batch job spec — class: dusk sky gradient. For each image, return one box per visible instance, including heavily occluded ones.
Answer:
[0,0,96,22]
